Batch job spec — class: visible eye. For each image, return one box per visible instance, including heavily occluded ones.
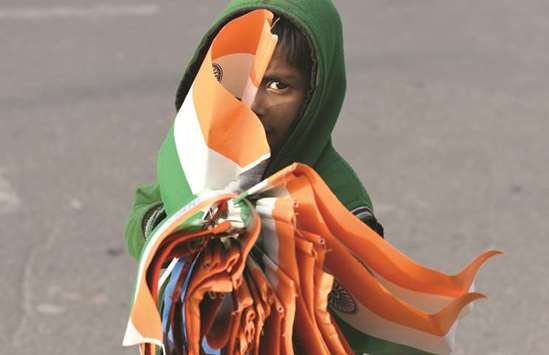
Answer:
[265,80,289,91]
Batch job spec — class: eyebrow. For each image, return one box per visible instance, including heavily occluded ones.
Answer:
[263,73,300,83]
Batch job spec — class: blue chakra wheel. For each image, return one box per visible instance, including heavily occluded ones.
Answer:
[328,280,358,314]
[212,63,223,82]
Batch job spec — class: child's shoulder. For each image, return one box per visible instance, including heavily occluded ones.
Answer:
[313,144,374,211]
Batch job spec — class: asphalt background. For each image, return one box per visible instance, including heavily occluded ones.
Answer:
[1,1,547,354]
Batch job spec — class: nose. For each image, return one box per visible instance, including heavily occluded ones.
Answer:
[251,87,267,118]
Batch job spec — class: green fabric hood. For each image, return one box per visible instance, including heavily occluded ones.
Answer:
[174,0,347,178]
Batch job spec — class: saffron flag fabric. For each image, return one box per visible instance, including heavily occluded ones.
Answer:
[157,9,277,217]
[123,9,501,355]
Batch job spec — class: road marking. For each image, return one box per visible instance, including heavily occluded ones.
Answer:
[0,4,159,20]
[0,171,20,215]
[36,304,66,315]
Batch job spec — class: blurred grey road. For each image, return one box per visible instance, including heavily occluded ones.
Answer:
[1,1,547,354]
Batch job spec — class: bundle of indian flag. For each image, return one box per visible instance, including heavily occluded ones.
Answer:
[123,10,500,355]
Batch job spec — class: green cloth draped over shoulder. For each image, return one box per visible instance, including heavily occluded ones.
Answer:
[124,0,428,353]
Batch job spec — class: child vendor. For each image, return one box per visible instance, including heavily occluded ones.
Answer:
[124,1,413,353]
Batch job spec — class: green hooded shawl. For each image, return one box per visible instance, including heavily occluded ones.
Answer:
[124,1,426,353]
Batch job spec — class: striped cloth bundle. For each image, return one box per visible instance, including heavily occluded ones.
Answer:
[122,10,500,355]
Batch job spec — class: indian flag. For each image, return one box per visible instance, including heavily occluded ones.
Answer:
[157,9,278,217]
[122,192,236,349]
[244,163,501,354]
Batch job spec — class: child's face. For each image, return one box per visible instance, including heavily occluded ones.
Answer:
[252,45,308,154]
